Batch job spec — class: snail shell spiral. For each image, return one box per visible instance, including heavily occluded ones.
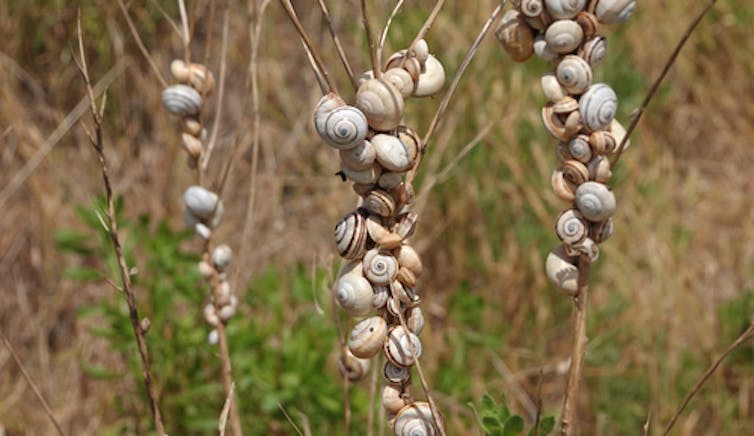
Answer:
[579,35,608,66]
[579,83,618,132]
[363,248,399,285]
[348,316,388,358]
[544,19,584,54]
[334,209,369,260]
[556,55,592,94]
[392,402,439,436]
[568,134,593,163]
[384,361,411,385]
[356,78,405,132]
[313,92,346,135]
[545,0,587,19]
[162,84,202,117]
[594,0,636,24]
[575,181,616,222]
[384,325,422,367]
[556,209,588,244]
[335,261,374,316]
[521,0,545,17]
[321,106,368,150]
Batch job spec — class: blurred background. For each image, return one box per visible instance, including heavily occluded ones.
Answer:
[1,0,753,434]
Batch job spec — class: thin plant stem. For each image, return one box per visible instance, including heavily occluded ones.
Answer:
[611,0,718,167]
[178,0,191,63]
[202,10,230,172]
[360,0,380,78]
[0,331,65,436]
[216,322,243,436]
[75,16,166,436]
[117,0,167,88]
[219,382,235,436]
[343,351,351,436]
[377,0,404,68]
[148,0,182,38]
[203,0,217,67]
[559,255,591,436]
[662,322,754,435]
[316,0,358,91]
[367,355,379,436]
[402,0,445,68]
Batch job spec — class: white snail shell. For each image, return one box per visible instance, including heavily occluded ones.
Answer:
[496,9,535,63]
[593,0,636,24]
[412,39,430,64]
[348,316,388,358]
[162,84,202,117]
[556,55,592,94]
[386,51,423,82]
[579,35,607,66]
[338,348,371,382]
[356,78,405,132]
[334,209,369,260]
[575,181,616,221]
[335,261,374,316]
[406,306,425,335]
[556,209,588,244]
[609,119,629,152]
[378,172,403,190]
[579,83,618,132]
[384,325,422,367]
[342,162,383,184]
[372,133,418,173]
[413,55,446,97]
[372,284,390,309]
[395,244,423,277]
[184,185,221,221]
[364,189,397,217]
[541,73,567,102]
[383,68,416,99]
[204,303,219,326]
[588,155,612,183]
[384,361,411,385]
[212,244,233,270]
[568,134,593,163]
[533,35,559,62]
[544,19,584,54]
[363,248,399,285]
[383,384,408,414]
[521,0,545,17]
[170,59,191,82]
[545,0,587,19]
[392,402,439,436]
[319,106,368,150]
[545,244,580,295]
[340,140,377,171]
[313,92,346,135]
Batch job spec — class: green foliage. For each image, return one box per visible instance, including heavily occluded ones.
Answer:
[470,393,554,436]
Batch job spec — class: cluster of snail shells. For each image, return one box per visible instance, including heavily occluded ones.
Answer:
[161,59,215,168]
[495,0,634,295]
[200,243,238,343]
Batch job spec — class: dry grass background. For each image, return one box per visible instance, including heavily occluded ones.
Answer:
[1,0,753,434]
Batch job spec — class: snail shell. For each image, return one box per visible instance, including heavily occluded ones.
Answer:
[378,172,403,190]
[162,84,202,117]
[383,384,408,414]
[575,181,616,221]
[386,51,423,82]
[385,325,422,367]
[556,209,588,244]
[520,0,545,17]
[609,119,629,152]
[588,155,612,183]
[386,295,402,318]
[562,159,590,185]
[356,78,405,132]
[184,185,220,221]
[383,67,416,99]
[541,73,567,103]
[397,267,418,290]
[566,236,600,262]
[170,59,191,82]
[544,19,584,54]
[406,306,425,335]
[340,140,377,171]
[182,132,202,157]
[412,39,430,64]
[335,261,374,316]
[212,244,233,270]
[542,104,573,141]
[590,218,614,243]
[348,316,388,358]
[533,35,559,62]
[366,216,403,249]
[579,83,618,132]
[338,348,371,382]
[545,244,580,295]
[575,11,600,37]
[321,106,369,150]
[204,303,219,326]
[334,209,369,260]
[589,130,615,154]
[363,248,399,285]
[396,212,419,240]
[593,0,636,24]
[395,244,423,277]
[372,284,390,309]
[372,133,418,173]
[392,402,439,436]
[551,169,577,202]
[495,9,535,63]
[545,0,587,19]
[364,189,397,217]
[313,92,346,135]
[579,35,608,66]
[556,55,592,94]
[384,361,411,385]
[342,162,383,184]
[568,134,593,163]
[413,55,446,97]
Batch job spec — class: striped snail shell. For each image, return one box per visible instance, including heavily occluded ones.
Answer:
[542,104,570,141]
[383,67,416,99]
[372,284,390,309]
[341,162,383,184]
[338,348,371,382]
[364,189,396,217]
[384,361,411,385]
[568,134,593,163]
[545,0,587,19]
[575,181,616,221]
[579,83,618,132]
[384,325,422,367]
[348,316,388,358]
[575,11,600,38]
[340,140,376,171]
[520,0,545,17]
[579,35,608,66]
[386,51,423,82]
[162,84,202,117]
[593,0,636,24]
[396,212,419,240]
[589,130,615,154]
[372,133,417,173]
[356,78,405,132]
[334,209,369,260]
[395,244,423,277]
[588,155,612,183]
[556,209,588,244]
[335,261,374,316]
[413,55,446,97]
[496,9,536,63]
[544,19,584,54]
[590,218,614,243]
[545,244,580,295]
[541,73,567,103]
[392,402,439,436]
[363,248,399,285]
[319,106,368,150]
[562,160,590,186]
[313,92,346,135]
[551,169,577,202]
[383,384,408,414]
[556,55,592,94]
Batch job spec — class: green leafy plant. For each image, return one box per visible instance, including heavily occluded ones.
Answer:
[470,393,554,436]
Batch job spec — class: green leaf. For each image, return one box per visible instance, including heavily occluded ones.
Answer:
[527,416,556,436]
[82,363,122,380]
[481,393,498,416]
[502,415,524,436]
[54,229,94,254]
[63,266,101,282]
[483,415,503,433]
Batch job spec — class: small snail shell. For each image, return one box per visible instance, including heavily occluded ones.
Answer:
[364,189,397,217]
[384,361,411,385]
[545,244,579,295]
[338,348,371,382]
[566,236,600,262]
[395,212,418,240]
[412,39,430,64]
[391,279,410,306]
[575,181,616,221]
[556,55,592,94]
[383,384,408,414]
[575,11,600,37]
[521,0,545,17]
[562,159,590,185]
[372,133,417,173]
[568,134,593,163]
[162,84,202,117]
[386,295,402,318]
[208,329,219,345]
[579,83,618,132]
[340,140,377,171]
[313,92,346,135]
[589,130,615,154]
[384,325,422,367]
[335,261,374,316]
[541,73,567,103]
[542,104,571,141]
[413,55,446,97]
[392,402,439,436]
[198,260,214,279]
[386,51,422,82]
[366,216,403,249]
[342,162,383,184]
[348,316,388,358]
[319,106,369,150]
[495,9,535,63]
[356,78,405,132]
[545,0,587,19]
[525,8,553,32]
[363,248,399,285]
[183,117,202,136]
[397,266,418,290]
[212,244,233,270]
[395,244,423,277]
[170,59,191,82]
[334,209,369,260]
[590,218,614,243]
[544,19,584,54]
[378,172,403,190]
[372,284,390,309]
[204,304,219,326]
[182,132,202,157]
[218,301,237,321]
[215,281,232,306]
[553,96,580,114]
[579,35,608,66]
[352,183,374,197]
[193,222,212,239]
[383,67,416,99]
[534,35,559,62]
[609,119,629,152]
[556,209,588,244]
[593,0,636,24]
[588,155,612,183]
[184,185,220,221]
[406,306,425,335]
[551,169,577,202]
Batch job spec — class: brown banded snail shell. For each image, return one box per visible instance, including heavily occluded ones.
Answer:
[579,35,608,66]
[545,244,580,295]
[495,9,535,63]
[335,261,374,316]
[384,325,422,367]
[356,78,405,132]
[575,11,600,37]
[334,209,369,260]
[574,181,616,221]
[364,189,397,217]
[348,316,388,358]
[384,361,411,385]
[338,348,371,382]
[392,402,439,436]
[579,83,618,132]
[593,0,636,24]
[162,84,202,117]
[363,248,399,285]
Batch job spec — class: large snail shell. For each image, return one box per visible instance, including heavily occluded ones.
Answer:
[392,402,439,436]
[521,0,545,17]
[340,140,376,171]
[184,185,220,220]
[383,384,408,414]
[579,35,608,66]
[533,35,559,62]
[384,68,416,99]
[495,9,535,63]
[545,245,580,295]
[545,0,587,19]
[335,209,369,260]
[321,106,369,150]
[384,325,422,367]
[364,189,396,217]
[372,133,417,173]
[579,83,617,132]
[162,84,202,117]
[568,134,593,163]
[556,209,588,244]
[356,78,405,132]
[544,19,584,54]
[348,316,388,358]
[313,92,346,135]
[342,162,383,184]
[363,248,399,285]
[384,361,411,385]
[575,181,616,221]
[338,348,371,382]
[335,261,374,316]
[593,0,636,24]
[395,244,423,277]
[413,55,446,97]
[556,55,592,94]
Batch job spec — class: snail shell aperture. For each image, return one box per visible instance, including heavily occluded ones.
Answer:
[545,244,580,295]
